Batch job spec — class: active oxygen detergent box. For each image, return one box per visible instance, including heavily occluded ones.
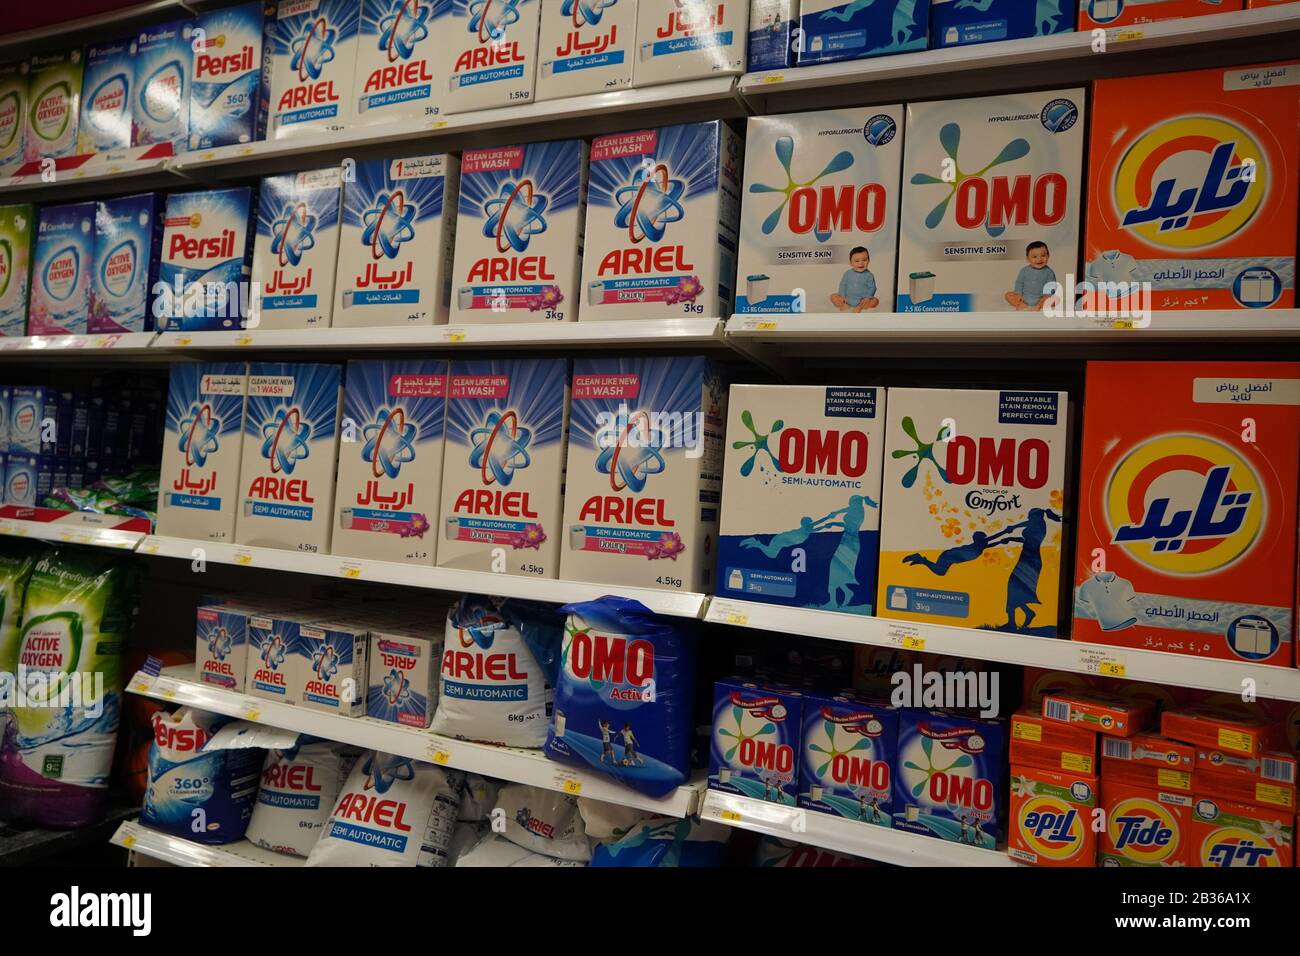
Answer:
[736,108,903,314]
[24,49,83,165]
[877,387,1070,636]
[709,678,803,806]
[1083,63,1299,312]
[897,88,1085,312]
[77,40,133,155]
[295,618,368,717]
[91,193,163,334]
[130,21,192,149]
[28,202,94,336]
[335,154,459,327]
[189,1,269,150]
[1072,362,1300,666]
[1079,0,1241,30]
[0,62,28,176]
[1008,764,1098,867]
[0,205,34,337]
[235,362,343,553]
[634,0,747,85]
[1191,797,1294,868]
[581,120,742,320]
[451,139,587,323]
[798,692,898,825]
[748,0,797,71]
[1100,780,1193,866]
[797,0,928,66]
[536,0,636,101]
[718,384,886,613]
[354,0,453,127]
[438,358,569,576]
[268,0,361,138]
[932,0,1073,48]
[159,187,257,332]
[249,167,343,329]
[561,356,726,593]
[445,0,540,115]
[333,358,448,564]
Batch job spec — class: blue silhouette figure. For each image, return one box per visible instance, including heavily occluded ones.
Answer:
[995,507,1062,630]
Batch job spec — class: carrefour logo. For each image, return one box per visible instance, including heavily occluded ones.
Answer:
[379,0,431,61]
[595,410,666,493]
[614,162,685,244]
[271,202,318,268]
[260,406,311,474]
[363,407,418,479]
[469,410,532,486]
[181,402,222,468]
[291,16,339,82]
[362,189,418,260]
[1109,797,1180,864]
[1018,796,1085,863]
[483,179,548,253]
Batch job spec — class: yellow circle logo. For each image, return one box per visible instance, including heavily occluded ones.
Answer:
[1109,797,1181,864]
[1200,826,1281,867]
[1018,795,1087,863]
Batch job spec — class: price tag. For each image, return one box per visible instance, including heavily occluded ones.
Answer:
[95,335,122,348]
[122,834,137,849]
[431,120,449,129]
[129,678,154,695]
[748,320,779,331]
[201,151,216,161]
[140,541,160,555]
[235,335,254,346]
[176,335,193,346]
[724,610,749,627]
[238,146,255,157]
[442,328,467,343]
[339,562,363,580]
[760,74,785,85]
[1078,647,1126,678]
[233,550,254,566]
[1114,28,1143,42]
[555,775,583,795]
[885,623,925,651]
[719,809,743,822]
[241,704,261,722]
[428,748,451,765]
[161,687,178,701]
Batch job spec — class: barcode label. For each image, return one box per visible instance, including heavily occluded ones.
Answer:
[1103,738,1133,761]
[1263,757,1295,783]
[1045,700,1071,722]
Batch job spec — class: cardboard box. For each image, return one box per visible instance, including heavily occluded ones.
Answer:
[0,62,28,176]
[130,21,191,149]
[634,0,747,84]
[1190,795,1294,867]
[797,0,927,65]
[92,193,163,334]
[1162,707,1282,757]
[1100,733,1195,792]
[26,48,83,163]
[267,0,360,138]
[158,187,258,332]
[190,1,268,150]
[1011,708,1097,774]
[1079,0,1241,30]
[797,692,897,825]
[78,39,133,154]
[1008,764,1098,866]
[709,677,803,806]
[536,0,636,100]
[1043,690,1154,738]
[249,167,343,329]
[1099,780,1193,867]
[353,0,452,127]
[932,0,1074,47]
[28,203,94,336]
[445,0,539,114]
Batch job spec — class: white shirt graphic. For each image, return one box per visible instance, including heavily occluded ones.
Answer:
[1076,572,1139,631]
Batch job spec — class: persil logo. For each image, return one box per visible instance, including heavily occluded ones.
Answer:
[168,228,235,263]
[151,713,208,753]
[1202,829,1279,868]
[1109,797,1179,863]
[181,402,221,468]
[362,190,418,261]
[1018,796,1085,862]
[566,628,655,698]
[196,41,256,79]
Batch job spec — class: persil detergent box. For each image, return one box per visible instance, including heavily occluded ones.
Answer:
[437,358,569,577]
[1100,780,1193,867]
[634,0,747,85]
[798,693,898,825]
[581,120,742,320]
[296,619,368,717]
[445,0,540,115]
[1008,764,1098,867]
[562,356,726,593]
[0,204,34,338]
[796,0,928,66]
[451,140,587,323]
[0,61,28,176]
[736,107,903,314]
[268,0,361,138]
[249,167,343,329]
[91,192,163,334]
[1191,797,1294,868]
[333,358,448,564]
[335,154,459,327]
[77,40,133,155]
[189,1,268,150]
[718,384,886,613]
[748,0,798,71]
[1083,63,1299,311]
[158,187,257,332]
[1072,362,1299,666]
[130,21,192,149]
[932,0,1074,48]
[709,678,803,806]
[1079,0,1241,30]
[235,362,343,553]
[354,0,453,127]
[877,387,1070,636]
[28,202,94,336]
[536,0,636,101]
[24,49,83,164]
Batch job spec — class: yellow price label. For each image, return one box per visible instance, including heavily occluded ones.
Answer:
[161,687,177,701]
[243,706,261,722]
[123,834,137,849]
[340,563,363,579]
[202,151,216,160]
[725,611,749,627]
[752,320,778,331]
[429,750,451,765]
[1114,29,1143,42]
[1097,660,1126,678]
[129,680,152,695]
[443,330,466,343]
[719,809,743,822]
[11,526,27,537]
[239,146,255,156]
[1157,769,1192,792]
[235,335,254,346]
[760,75,785,85]
[1013,720,1043,743]
[560,778,583,795]
[901,635,926,651]
[141,542,159,554]
[233,551,253,566]
[176,335,193,346]
[431,120,449,129]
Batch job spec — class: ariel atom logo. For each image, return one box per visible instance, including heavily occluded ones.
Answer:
[208,626,232,661]
[181,402,221,468]
[260,406,311,474]
[362,189,418,260]
[458,613,503,648]
[271,202,318,268]
[483,179,549,253]
[261,635,287,670]
[563,0,619,26]
[291,17,338,82]
[363,407,418,479]
[469,410,532,486]
[469,0,523,43]
[363,753,415,794]
[380,0,430,61]
[614,162,685,243]
[596,411,666,493]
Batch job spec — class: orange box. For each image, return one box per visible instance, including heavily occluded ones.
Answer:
[1190,796,1294,867]
[1101,733,1195,792]
[1011,709,1098,774]
[1100,781,1194,867]
[1194,748,1297,810]
[1080,0,1242,30]
[1162,707,1282,756]
[1043,691,1154,737]
[1008,765,1099,867]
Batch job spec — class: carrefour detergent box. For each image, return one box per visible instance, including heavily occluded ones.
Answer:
[196,601,258,691]
[536,0,636,101]
[709,678,803,806]
[269,0,361,138]
[334,358,448,564]
[634,0,747,85]
[748,0,798,71]
[1100,780,1193,866]
[77,40,133,154]
[190,1,268,150]
[354,0,453,127]
[581,120,742,320]
[24,49,83,164]
[1191,796,1294,868]
[8,386,47,454]
[28,202,94,336]
[445,0,540,114]
[91,193,163,334]
[437,358,569,576]
[158,187,257,332]
[798,693,898,825]
[0,61,28,176]
[736,108,903,314]
[562,356,726,593]
[249,167,343,329]
[1072,362,1299,666]
[130,20,192,149]
[1008,764,1098,867]
[296,618,368,716]
[451,139,587,323]
[797,0,928,66]
[335,153,459,327]
[1079,0,1241,30]
[4,453,36,504]
[0,204,33,337]
[932,0,1074,48]
[235,362,343,553]
[878,387,1070,636]
[897,88,1086,312]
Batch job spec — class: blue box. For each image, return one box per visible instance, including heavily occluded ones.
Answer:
[9,386,48,454]
[930,0,1074,48]
[0,386,10,451]
[79,39,134,154]
[798,692,898,826]
[29,203,95,336]
[749,0,799,71]
[709,677,803,806]
[92,193,163,334]
[190,1,268,150]
[798,0,930,65]
[158,187,257,331]
[0,451,6,504]
[131,19,194,149]
[4,452,37,505]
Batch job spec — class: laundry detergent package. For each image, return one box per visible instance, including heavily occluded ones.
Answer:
[130,20,192,149]
[581,120,742,320]
[158,187,257,332]
[1079,0,1241,30]
[247,607,312,704]
[354,0,452,127]
[91,193,163,334]
[1100,780,1193,867]
[1100,733,1194,792]
[748,0,798,70]
[334,358,447,564]
[1071,362,1300,665]
[536,0,636,101]
[736,108,903,314]
[797,692,898,824]
[4,455,37,505]
[27,202,94,336]
[877,387,1070,636]
[1083,63,1299,312]
[445,0,540,114]
[495,784,592,861]
[796,0,928,66]
[1191,796,1294,868]
[708,678,803,806]
[24,49,83,164]
[437,358,569,577]
[452,139,587,324]
[634,0,747,85]
[1042,690,1154,737]
[562,356,725,592]
[0,205,33,338]
[77,40,133,155]
[1160,707,1280,756]
[753,834,872,867]
[592,815,729,867]
[718,384,886,613]
[1010,708,1097,774]
[196,600,259,692]
[250,170,342,331]
[0,62,28,177]
[189,2,268,150]
[335,153,459,327]
[897,88,1085,312]
[296,618,368,717]
[246,737,359,856]
[1194,747,1296,811]
[1008,763,1098,867]
[367,621,441,729]
[546,597,697,798]
[268,0,361,138]
[932,0,1074,48]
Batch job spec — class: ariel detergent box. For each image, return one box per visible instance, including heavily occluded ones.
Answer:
[189,1,269,150]
[78,40,133,155]
[131,21,192,149]
[798,692,898,825]
[877,387,1070,636]
[335,154,459,327]
[0,204,34,337]
[0,61,28,176]
[268,0,361,138]
[158,187,257,332]
[735,108,903,314]
[748,0,798,71]
[1084,63,1299,311]
[581,120,742,320]
[445,0,540,114]
[354,0,453,127]
[709,678,803,806]
[438,358,569,576]
[561,356,726,593]
[634,0,747,85]
[1072,362,1299,666]
[897,88,1086,312]
[28,203,95,336]
[24,49,83,164]
[718,384,886,613]
[295,618,368,717]
[796,0,928,66]
[536,0,636,101]
[451,140,587,323]
[249,167,343,329]
[91,193,163,334]
[932,0,1074,47]
[894,709,1006,847]
[1079,0,1240,30]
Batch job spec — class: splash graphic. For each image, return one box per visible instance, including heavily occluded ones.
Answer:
[181,402,221,468]
[469,409,533,486]
[614,163,685,243]
[750,134,856,242]
[483,179,549,253]
[379,0,431,61]
[362,189,418,260]
[363,407,418,479]
[733,409,784,478]
[909,123,1032,238]
[291,17,339,82]
[892,415,951,488]
[271,202,318,268]
[261,407,311,475]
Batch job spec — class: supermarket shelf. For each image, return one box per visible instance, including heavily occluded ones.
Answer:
[0,1,190,55]
[700,791,1017,867]
[0,331,158,354]
[0,155,180,203]
[111,821,304,868]
[0,516,145,550]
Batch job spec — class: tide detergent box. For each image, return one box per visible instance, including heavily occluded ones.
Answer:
[445,0,540,115]
[877,387,1070,635]
[1042,690,1154,738]
[634,0,747,85]
[190,1,268,150]
[28,202,94,336]
[934,0,1074,47]
[0,204,34,337]
[438,358,569,576]
[24,49,82,164]
[562,356,725,592]
[78,40,133,155]
[1191,796,1293,867]
[718,384,886,612]
[296,618,368,717]
[897,88,1085,312]
[1100,780,1193,866]
[737,108,903,314]
[581,121,742,320]
[130,21,192,149]
[797,0,928,65]
[1161,707,1281,756]
[1011,708,1097,775]
[250,167,343,329]
[367,623,441,728]
[91,193,163,334]
[1072,362,1300,665]
[196,600,259,691]
[268,0,361,138]
[158,187,257,332]
[0,61,28,176]
[333,358,448,564]
[234,362,343,553]
[1008,764,1098,866]
[536,0,636,101]
[354,0,453,127]
[1101,733,1195,792]
[1084,64,1299,311]
[1080,0,1240,30]
[335,154,459,327]
[709,678,803,806]
[798,692,898,825]
[451,139,587,324]
[157,363,249,542]
[748,0,798,71]
[1194,747,1296,812]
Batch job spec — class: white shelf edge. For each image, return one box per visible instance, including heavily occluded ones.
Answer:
[0,518,144,550]
[111,820,303,868]
[0,331,160,353]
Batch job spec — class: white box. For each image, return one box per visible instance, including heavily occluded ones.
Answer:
[247,608,310,704]
[536,0,637,101]
[267,0,361,138]
[353,0,453,127]
[444,0,540,114]
[195,600,260,692]
[633,0,747,87]
[296,618,368,717]
[250,167,343,329]
[366,622,441,728]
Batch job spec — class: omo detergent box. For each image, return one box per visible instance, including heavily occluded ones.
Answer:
[268,0,361,138]
[634,0,747,85]
[234,362,343,553]
[748,0,798,70]
[1191,796,1294,867]
[1083,63,1299,312]
[91,193,163,334]
[437,358,569,576]
[77,40,133,155]
[445,0,540,114]
[1100,781,1193,866]
[158,187,257,332]
[24,49,82,165]
[296,618,368,717]
[1072,362,1299,665]
[893,709,1006,846]
[536,0,636,101]
[28,202,94,336]
[130,20,192,149]
[581,121,742,320]
[797,0,928,65]
[736,108,903,314]
[877,387,1070,636]
[333,358,448,564]
[709,678,803,806]
[0,204,34,337]
[932,0,1074,47]
[798,692,898,825]
[452,140,587,323]
[335,153,459,327]
[190,1,268,150]
[1079,0,1240,29]
[0,62,28,176]
[1008,764,1097,866]
[353,0,453,127]
[249,167,343,329]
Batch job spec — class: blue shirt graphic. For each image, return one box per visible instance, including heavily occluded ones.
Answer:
[1014,264,1057,306]
[838,268,877,307]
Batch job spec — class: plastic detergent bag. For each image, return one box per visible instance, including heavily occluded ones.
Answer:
[448,821,490,865]
[493,783,591,862]
[545,597,696,797]
[455,833,587,868]
[753,835,874,868]
[246,735,361,857]
[0,541,44,722]
[0,549,135,827]
[578,796,653,841]
[458,772,500,822]
[591,815,729,867]
[431,595,562,748]
[306,751,464,867]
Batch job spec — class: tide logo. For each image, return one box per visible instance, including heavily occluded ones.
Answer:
[362,189,418,260]
[260,406,311,474]
[614,162,686,243]
[1108,797,1180,864]
[483,179,549,253]
[468,409,532,486]
[363,406,418,479]
[1201,828,1281,868]
[1017,796,1085,863]
[379,0,431,62]
[181,402,221,468]
[291,17,339,83]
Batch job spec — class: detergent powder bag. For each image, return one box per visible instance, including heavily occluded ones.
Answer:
[493,784,592,862]
[0,542,42,726]
[246,736,361,856]
[0,62,29,177]
[591,815,730,866]
[456,832,586,866]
